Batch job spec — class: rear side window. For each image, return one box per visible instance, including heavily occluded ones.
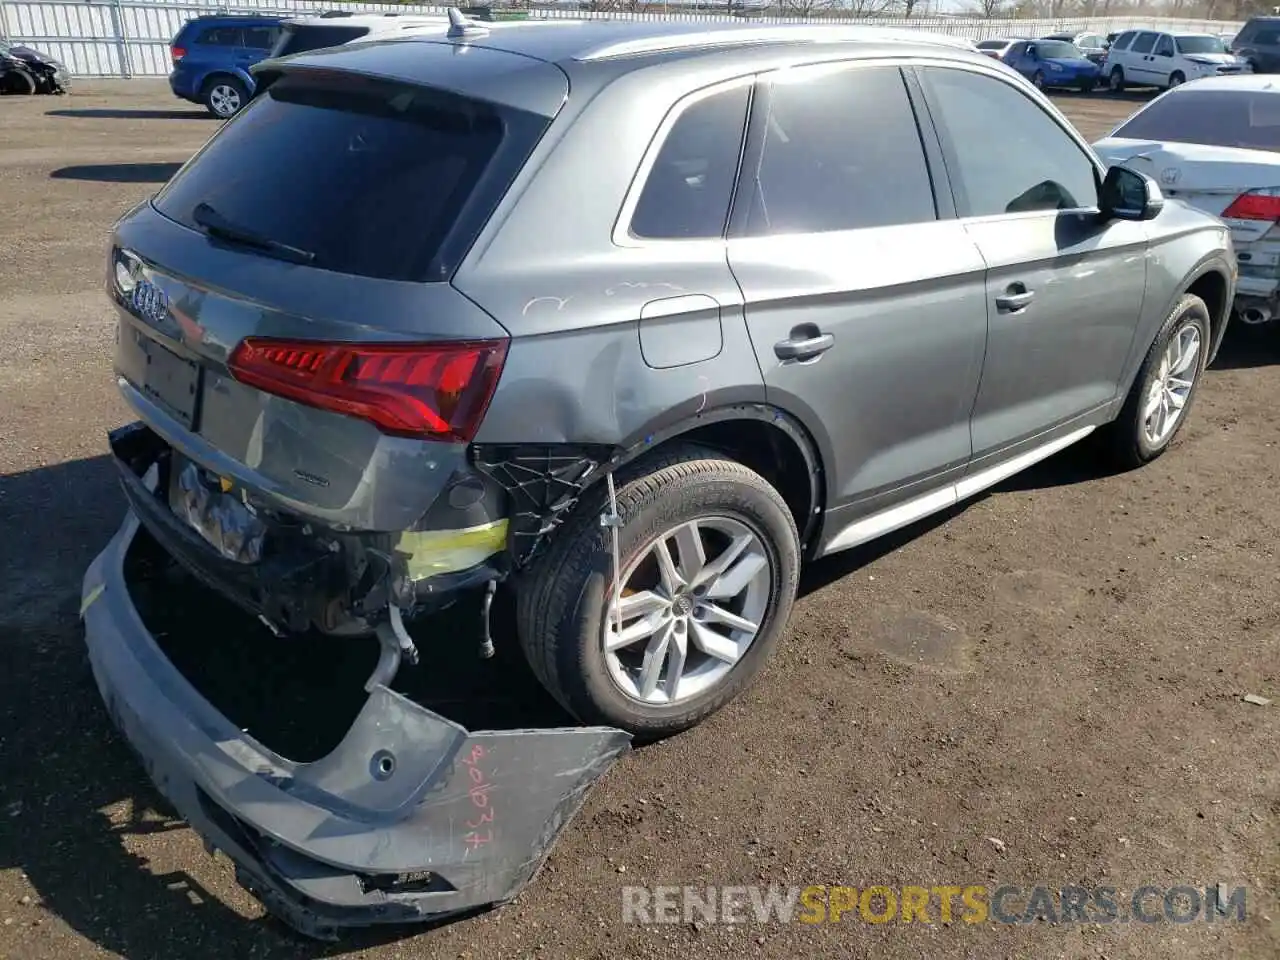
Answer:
[198,27,242,47]
[743,64,937,236]
[274,24,369,57]
[242,26,280,50]
[1112,89,1280,152]
[920,66,1098,216]
[153,72,550,282]
[630,84,749,240]
[1131,33,1157,54]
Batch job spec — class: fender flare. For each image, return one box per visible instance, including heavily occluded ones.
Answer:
[605,401,827,553]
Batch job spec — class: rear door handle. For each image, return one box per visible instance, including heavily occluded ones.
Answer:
[995,285,1035,314]
[774,329,834,361]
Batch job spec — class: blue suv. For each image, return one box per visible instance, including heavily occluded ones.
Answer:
[169,15,285,118]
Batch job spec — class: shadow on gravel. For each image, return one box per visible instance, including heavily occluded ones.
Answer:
[50,162,182,184]
[46,108,208,120]
[0,455,575,957]
[1209,321,1280,371]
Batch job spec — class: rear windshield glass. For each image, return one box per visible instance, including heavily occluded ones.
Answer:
[153,72,549,282]
[1035,40,1083,58]
[1111,90,1280,151]
[1176,35,1226,54]
[273,24,368,57]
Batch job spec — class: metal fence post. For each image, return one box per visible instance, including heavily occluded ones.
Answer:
[0,0,12,43]
[108,0,133,78]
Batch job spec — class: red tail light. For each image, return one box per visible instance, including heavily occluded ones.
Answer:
[227,338,508,442]
[171,46,186,63]
[1221,189,1280,221]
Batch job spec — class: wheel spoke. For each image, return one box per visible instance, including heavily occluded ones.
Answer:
[691,620,742,664]
[707,551,768,601]
[637,622,674,700]
[691,532,753,590]
[1172,332,1200,376]
[664,625,688,701]
[1143,387,1163,420]
[606,608,668,652]
[698,602,758,635]
[1166,387,1187,411]
[672,521,706,583]
[651,538,683,592]
[617,590,668,620]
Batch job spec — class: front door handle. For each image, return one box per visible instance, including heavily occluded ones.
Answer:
[995,284,1035,314]
[775,327,834,361]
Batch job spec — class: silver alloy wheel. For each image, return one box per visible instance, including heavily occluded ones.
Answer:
[602,516,772,706]
[1110,68,1123,91]
[209,84,241,117]
[1142,322,1201,446]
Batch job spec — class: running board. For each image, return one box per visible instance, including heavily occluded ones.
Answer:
[819,425,1095,557]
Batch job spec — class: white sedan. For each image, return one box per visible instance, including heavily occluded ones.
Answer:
[1094,75,1280,326]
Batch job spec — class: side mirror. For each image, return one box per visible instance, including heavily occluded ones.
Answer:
[1100,165,1164,222]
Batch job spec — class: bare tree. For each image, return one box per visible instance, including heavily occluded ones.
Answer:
[965,0,1008,15]
[780,0,835,15]
[845,0,899,16]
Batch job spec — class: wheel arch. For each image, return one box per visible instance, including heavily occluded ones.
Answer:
[606,403,828,558]
[200,70,252,97]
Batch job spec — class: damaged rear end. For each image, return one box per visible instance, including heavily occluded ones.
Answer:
[85,41,630,936]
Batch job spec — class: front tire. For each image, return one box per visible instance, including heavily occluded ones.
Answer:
[202,75,247,119]
[1109,66,1126,92]
[1032,70,1046,89]
[1168,71,1186,88]
[1104,293,1210,469]
[516,445,801,740]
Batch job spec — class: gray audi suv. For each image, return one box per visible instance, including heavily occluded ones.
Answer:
[83,11,1235,934]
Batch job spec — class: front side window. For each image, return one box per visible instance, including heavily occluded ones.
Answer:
[1155,35,1175,57]
[743,64,937,236]
[629,84,750,240]
[1131,33,1158,54]
[920,66,1098,217]
[1113,32,1135,51]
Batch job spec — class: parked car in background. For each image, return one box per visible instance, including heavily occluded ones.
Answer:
[169,14,285,117]
[1002,38,1101,91]
[975,37,1022,60]
[1094,75,1279,327]
[1230,16,1280,73]
[266,12,451,59]
[0,39,70,95]
[1103,30,1250,92]
[1042,30,1109,64]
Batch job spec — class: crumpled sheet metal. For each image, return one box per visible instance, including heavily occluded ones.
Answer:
[81,507,633,940]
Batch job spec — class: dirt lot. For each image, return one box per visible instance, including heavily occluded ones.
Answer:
[1,80,1277,960]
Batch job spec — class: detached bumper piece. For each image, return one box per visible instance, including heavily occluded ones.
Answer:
[81,508,630,939]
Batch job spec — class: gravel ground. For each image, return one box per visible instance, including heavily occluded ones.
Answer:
[0,80,1277,960]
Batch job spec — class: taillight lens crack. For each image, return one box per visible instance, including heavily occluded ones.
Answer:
[228,337,508,443]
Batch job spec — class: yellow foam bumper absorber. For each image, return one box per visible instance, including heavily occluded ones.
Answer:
[394,519,509,581]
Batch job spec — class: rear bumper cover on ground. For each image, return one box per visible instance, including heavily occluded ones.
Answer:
[80,507,631,939]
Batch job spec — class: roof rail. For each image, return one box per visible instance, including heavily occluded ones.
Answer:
[576,24,976,62]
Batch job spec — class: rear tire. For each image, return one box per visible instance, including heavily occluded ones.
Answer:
[1103,293,1210,469]
[1109,66,1126,92]
[515,445,800,741]
[202,75,248,119]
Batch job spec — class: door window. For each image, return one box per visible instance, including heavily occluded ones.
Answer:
[242,27,280,50]
[198,27,242,47]
[1155,35,1175,57]
[629,83,750,240]
[1130,32,1158,54]
[742,64,937,236]
[919,66,1099,217]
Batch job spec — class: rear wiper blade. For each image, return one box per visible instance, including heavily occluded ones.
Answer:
[191,202,315,266]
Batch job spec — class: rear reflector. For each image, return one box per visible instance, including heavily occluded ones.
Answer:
[227,338,508,442]
[1222,188,1280,222]
[171,46,186,62]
